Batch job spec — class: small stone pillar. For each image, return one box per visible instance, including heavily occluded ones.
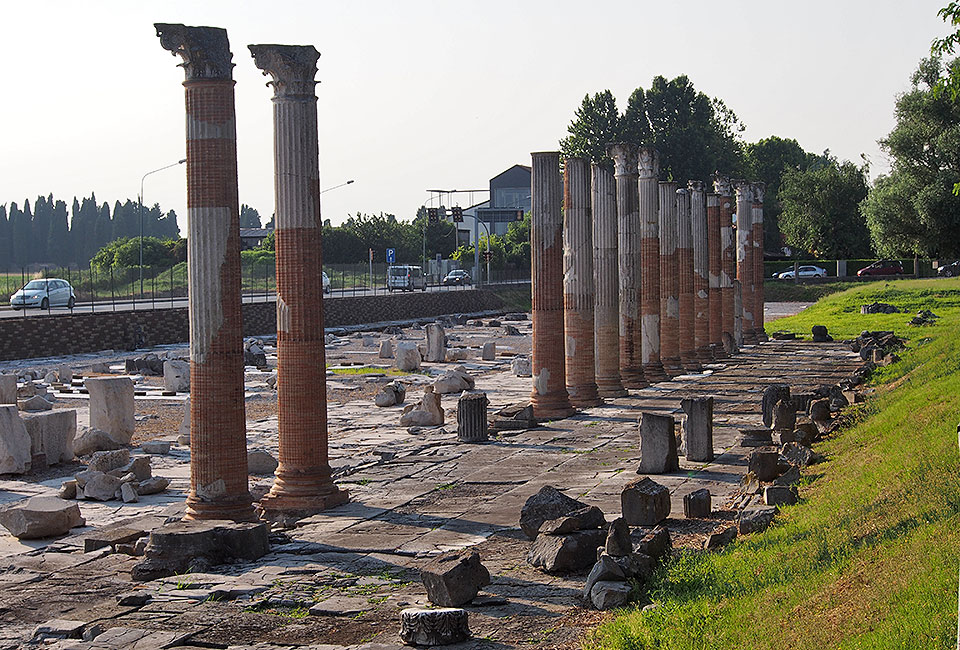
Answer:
[638,148,668,381]
[563,158,600,407]
[681,396,714,462]
[735,181,756,344]
[676,188,699,371]
[706,192,724,358]
[689,182,712,362]
[155,24,254,522]
[425,323,446,362]
[607,144,646,389]
[639,412,679,474]
[591,163,627,397]
[457,392,489,443]
[249,44,347,518]
[0,375,16,404]
[530,152,575,419]
[715,175,737,353]
[752,183,768,342]
[658,181,682,375]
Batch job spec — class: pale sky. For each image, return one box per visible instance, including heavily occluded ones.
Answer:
[1,0,953,236]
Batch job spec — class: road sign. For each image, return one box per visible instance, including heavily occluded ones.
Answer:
[386,248,396,264]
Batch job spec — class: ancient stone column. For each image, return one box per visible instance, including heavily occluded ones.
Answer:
[715,175,737,352]
[607,144,646,389]
[591,163,627,397]
[735,181,756,344]
[689,181,712,362]
[563,157,600,407]
[249,44,348,518]
[638,148,668,382]
[155,24,254,521]
[676,188,699,371]
[752,183,768,342]
[706,192,724,358]
[530,152,575,419]
[659,181,682,375]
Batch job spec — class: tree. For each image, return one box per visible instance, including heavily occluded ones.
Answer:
[778,157,871,259]
[47,199,70,265]
[559,90,622,166]
[861,57,960,257]
[933,3,960,101]
[240,204,262,228]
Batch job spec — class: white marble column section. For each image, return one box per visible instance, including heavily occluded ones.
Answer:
[735,181,756,344]
[689,181,711,361]
[677,188,698,371]
[715,175,736,351]
[752,182,767,342]
[659,181,682,374]
[591,163,627,397]
[638,148,667,381]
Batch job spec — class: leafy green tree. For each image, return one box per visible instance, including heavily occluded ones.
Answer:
[559,90,621,166]
[240,204,262,228]
[90,236,182,271]
[0,205,9,270]
[932,3,960,101]
[778,157,871,258]
[47,199,70,265]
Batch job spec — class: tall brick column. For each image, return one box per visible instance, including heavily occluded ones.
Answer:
[715,175,736,351]
[689,181,712,362]
[155,24,254,522]
[676,188,699,371]
[659,181,682,375]
[249,45,348,518]
[735,181,756,344]
[607,144,646,389]
[638,148,667,382]
[530,152,575,419]
[752,183,768,342]
[707,192,724,358]
[563,158,600,407]
[591,163,627,397]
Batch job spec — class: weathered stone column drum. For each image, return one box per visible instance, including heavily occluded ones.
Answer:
[591,163,627,397]
[752,183,767,342]
[457,392,489,443]
[706,192,724,357]
[638,148,667,382]
[689,182,712,362]
[155,23,255,522]
[562,158,601,407]
[676,188,699,371]
[607,144,646,389]
[715,175,736,350]
[250,44,347,517]
[735,182,756,344]
[529,152,575,419]
[658,181,682,375]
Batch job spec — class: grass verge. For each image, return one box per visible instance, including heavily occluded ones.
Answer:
[586,278,960,649]
[764,280,861,303]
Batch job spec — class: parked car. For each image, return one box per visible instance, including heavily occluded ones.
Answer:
[857,260,904,277]
[10,278,76,310]
[937,260,959,277]
[773,265,827,280]
[441,269,472,286]
[387,265,426,292]
[322,271,331,294]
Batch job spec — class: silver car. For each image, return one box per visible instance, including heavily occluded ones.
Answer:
[10,278,76,310]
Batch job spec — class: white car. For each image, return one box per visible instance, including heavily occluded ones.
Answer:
[774,265,827,280]
[10,278,76,309]
[322,271,331,294]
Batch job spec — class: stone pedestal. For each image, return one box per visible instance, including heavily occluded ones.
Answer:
[689,182,712,362]
[591,163,627,397]
[400,608,471,646]
[249,44,347,518]
[638,412,679,474]
[638,148,668,382]
[85,377,134,444]
[680,396,714,462]
[563,158,600,406]
[735,182,756,344]
[456,392,489,443]
[530,152,575,419]
[658,182,682,375]
[715,175,736,353]
[676,188,699,371]
[607,144,646,389]
[156,23,255,522]
[0,375,16,404]
[425,323,446,362]
[706,193,724,357]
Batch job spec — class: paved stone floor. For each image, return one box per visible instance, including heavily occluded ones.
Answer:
[0,310,861,650]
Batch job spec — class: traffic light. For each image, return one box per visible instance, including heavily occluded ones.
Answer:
[427,208,438,224]
[515,209,525,221]
[483,250,492,262]
[451,206,463,222]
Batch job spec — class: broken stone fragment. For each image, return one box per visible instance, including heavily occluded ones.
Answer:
[538,505,606,535]
[141,440,171,455]
[374,381,406,407]
[87,448,130,474]
[682,488,711,519]
[395,341,422,371]
[18,395,53,412]
[378,339,394,359]
[763,485,797,507]
[137,477,170,496]
[419,550,490,607]
[761,384,791,428]
[590,580,632,610]
[59,480,77,499]
[774,466,802,486]
[162,360,190,392]
[85,377,135,444]
[108,456,152,482]
[604,517,632,557]
[582,554,625,599]
[630,525,672,562]
[620,477,670,527]
[73,426,125,457]
[738,506,777,534]
[0,374,16,404]
[0,496,85,539]
[780,442,821,467]
[747,449,781,482]
[0,405,32,474]
[399,386,444,427]
[704,525,737,550]
[511,355,532,377]
[638,412,679,474]
[519,486,590,539]
[432,366,475,395]
[117,592,152,607]
[120,483,139,503]
[21,409,77,466]
[526,529,607,573]
[247,449,278,475]
[31,619,86,642]
[399,607,470,646]
[80,472,123,501]
[481,341,496,360]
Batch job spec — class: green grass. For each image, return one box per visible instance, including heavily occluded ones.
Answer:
[586,278,960,650]
[764,280,861,303]
[327,365,421,377]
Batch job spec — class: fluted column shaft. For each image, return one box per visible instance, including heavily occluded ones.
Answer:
[638,148,667,381]
[156,23,254,522]
[563,158,600,407]
[752,183,767,342]
[715,176,736,349]
[707,193,724,357]
[591,163,627,397]
[677,189,699,371]
[530,152,575,419]
[735,182,756,344]
[689,182,711,361]
[659,181,682,374]
[608,144,646,389]
[250,45,348,518]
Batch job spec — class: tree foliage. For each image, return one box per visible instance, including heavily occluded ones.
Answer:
[90,236,186,271]
[240,204,262,228]
[932,2,960,101]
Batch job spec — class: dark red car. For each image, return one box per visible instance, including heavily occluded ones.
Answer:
[857,260,904,277]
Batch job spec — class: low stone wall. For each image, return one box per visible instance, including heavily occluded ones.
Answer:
[0,288,514,362]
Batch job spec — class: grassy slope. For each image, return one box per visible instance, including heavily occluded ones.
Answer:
[587,278,960,650]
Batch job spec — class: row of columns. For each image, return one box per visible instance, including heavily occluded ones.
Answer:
[155,24,345,522]
[528,146,766,419]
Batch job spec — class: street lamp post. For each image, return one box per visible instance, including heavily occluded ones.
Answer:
[139,158,186,296]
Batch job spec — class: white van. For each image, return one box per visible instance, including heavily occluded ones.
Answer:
[387,265,426,292]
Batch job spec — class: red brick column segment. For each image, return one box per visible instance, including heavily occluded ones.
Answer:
[155,23,255,522]
[676,188,699,371]
[706,192,724,358]
[591,163,627,397]
[735,181,756,344]
[249,45,348,518]
[688,181,711,363]
[752,183,767,342]
[638,148,667,382]
[607,144,646,389]
[530,152,575,419]
[658,181,682,375]
[714,175,736,352]
[562,158,600,407]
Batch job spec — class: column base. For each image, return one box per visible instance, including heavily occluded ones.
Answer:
[711,343,728,359]
[531,394,577,420]
[619,368,649,389]
[259,487,349,521]
[184,493,258,523]
[597,384,629,398]
[681,357,702,372]
[568,384,602,408]
[661,357,684,376]
[695,347,714,363]
[756,329,769,342]
[642,362,670,383]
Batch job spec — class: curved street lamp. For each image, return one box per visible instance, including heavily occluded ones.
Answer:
[139,158,186,296]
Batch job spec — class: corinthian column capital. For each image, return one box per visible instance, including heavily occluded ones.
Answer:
[752,182,766,203]
[155,23,234,81]
[637,147,660,180]
[606,142,638,177]
[713,173,732,197]
[248,44,320,99]
[733,180,754,203]
[687,180,705,193]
